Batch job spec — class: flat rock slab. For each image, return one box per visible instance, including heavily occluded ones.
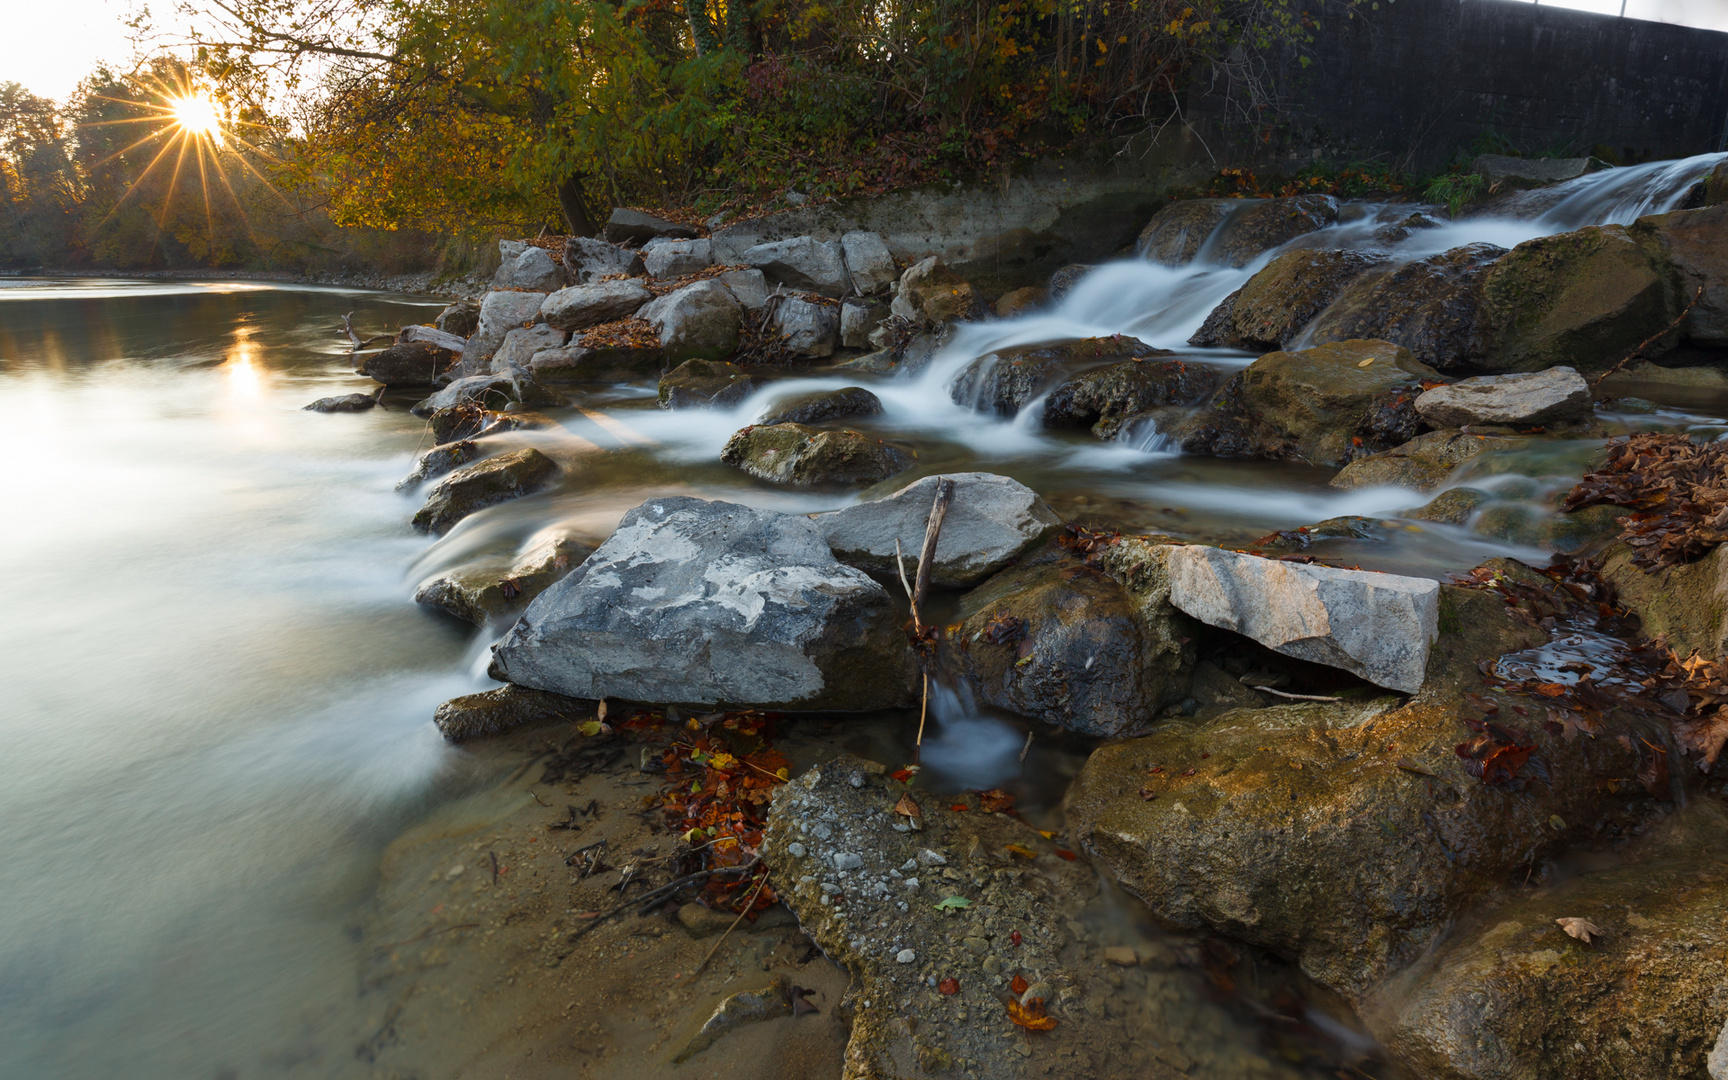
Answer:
[812,472,1062,589]
[1164,545,1439,692]
[304,392,377,412]
[490,497,915,711]
[1415,366,1591,428]
[432,684,593,742]
[539,279,652,331]
[758,386,882,426]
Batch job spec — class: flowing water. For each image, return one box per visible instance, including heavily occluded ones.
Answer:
[2,152,1725,1079]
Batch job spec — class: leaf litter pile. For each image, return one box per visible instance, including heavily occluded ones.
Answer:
[1564,432,1728,570]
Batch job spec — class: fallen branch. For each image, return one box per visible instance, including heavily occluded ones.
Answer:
[690,869,772,977]
[401,324,468,353]
[1591,285,1705,390]
[1250,686,1342,702]
[563,859,760,946]
[341,311,395,352]
[911,477,955,756]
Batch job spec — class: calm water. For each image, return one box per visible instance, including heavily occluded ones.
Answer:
[2,153,1724,1079]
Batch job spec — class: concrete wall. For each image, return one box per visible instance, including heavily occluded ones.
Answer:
[1188,0,1728,172]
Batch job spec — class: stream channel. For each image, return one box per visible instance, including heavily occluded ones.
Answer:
[2,152,1725,1079]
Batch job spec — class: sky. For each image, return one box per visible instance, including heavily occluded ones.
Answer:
[1,0,1726,101]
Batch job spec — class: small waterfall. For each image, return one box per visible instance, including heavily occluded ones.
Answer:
[1117,414,1176,453]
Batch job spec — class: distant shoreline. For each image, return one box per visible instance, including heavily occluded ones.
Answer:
[2,264,487,299]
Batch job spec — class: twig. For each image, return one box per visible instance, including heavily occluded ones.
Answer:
[916,673,930,755]
[691,870,772,978]
[563,859,760,944]
[1250,686,1342,702]
[1591,285,1705,390]
[1019,730,1034,764]
[912,478,955,617]
[894,538,917,628]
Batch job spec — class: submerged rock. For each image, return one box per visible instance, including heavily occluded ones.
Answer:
[304,392,378,413]
[1066,575,1681,1007]
[1164,544,1439,692]
[1041,357,1220,438]
[757,386,882,426]
[432,683,594,742]
[1137,199,1234,266]
[657,359,769,409]
[413,532,594,625]
[1331,429,1528,493]
[396,440,481,492]
[812,472,1062,589]
[673,978,792,1063]
[1191,249,1386,351]
[490,497,916,710]
[950,335,1166,417]
[720,424,913,487]
[411,447,559,534]
[361,341,459,387]
[1414,366,1591,427]
[1367,800,1728,1080]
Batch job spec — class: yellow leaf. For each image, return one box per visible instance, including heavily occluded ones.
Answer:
[578,720,603,736]
[1357,357,1375,368]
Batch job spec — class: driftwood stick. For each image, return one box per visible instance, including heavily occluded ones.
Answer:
[1591,285,1704,391]
[912,477,955,617]
[690,869,772,977]
[401,324,468,352]
[1250,686,1342,702]
[563,859,758,944]
[342,311,362,350]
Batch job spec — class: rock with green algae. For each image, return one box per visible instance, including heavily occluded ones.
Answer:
[1190,248,1387,351]
[1331,429,1530,492]
[411,447,559,535]
[1401,487,1490,524]
[1304,243,1506,372]
[1364,799,1728,1080]
[720,423,913,488]
[1597,539,1728,660]
[1065,575,1686,1007]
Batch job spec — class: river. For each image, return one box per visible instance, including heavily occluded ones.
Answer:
[1,152,1723,1079]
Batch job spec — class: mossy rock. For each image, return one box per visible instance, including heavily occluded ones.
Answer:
[1040,357,1220,437]
[657,359,771,409]
[1402,487,1490,524]
[1191,249,1386,351]
[1230,339,1433,468]
[411,447,559,535]
[1597,540,1728,659]
[1305,243,1505,372]
[949,335,1168,416]
[720,423,913,488]
[1332,429,1528,493]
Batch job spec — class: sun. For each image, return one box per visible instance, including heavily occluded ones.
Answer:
[169,95,224,142]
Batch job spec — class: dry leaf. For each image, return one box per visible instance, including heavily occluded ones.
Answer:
[1356,357,1375,368]
[893,792,922,819]
[1006,996,1057,1030]
[937,977,959,996]
[1556,917,1606,943]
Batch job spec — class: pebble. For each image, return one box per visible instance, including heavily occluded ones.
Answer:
[900,858,918,871]
[786,842,807,858]
[918,848,948,866]
[896,949,917,963]
[833,851,863,871]
[903,877,920,890]
[1103,945,1139,966]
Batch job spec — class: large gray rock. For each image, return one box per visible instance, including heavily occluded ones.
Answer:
[1209,195,1340,268]
[657,359,770,409]
[840,230,896,295]
[1164,545,1439,692]
[493,244,563,292]
[469,290,550,360]
[1631,203,1728,347]
[490,324,569,369]
[434,301,480,338]
[538,279,653,331]
[638,279,742,361]
[742,236,849,297]
[360,341,458,387]
[717,268,768,310]
[414,366,565,413]
[1414,367,1591,427]
[812,472,1062,588]
[528,344,665,383]
[489,497,916,710]
[891,256,983,324]
[772,296,839,358]
[840,297,888,348]
[1713,1019,1728,1080]
[561,236,646,283]
[411,447,559,535]
[602,208,696,245]
[643,237,712,279]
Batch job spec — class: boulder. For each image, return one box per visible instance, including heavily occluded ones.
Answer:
[602,208,696,245]
[433,684,594,742]
[657,359,769,409]
[468,289,550,360]
[846,326,953,379]
[1047,263,1091,300]
[993,286,1046,317]
[1632,203,1728,347]
[1596,541,1728,661]
[396,440,481,492]
[1066,576,1680,1005]
[763,755,1105,1080]
[1476,224,1677,373]
[1190,249,1387,350]
[539,279,653,331]
[839,297,887,348]
[1207,339,1434,468]
[1305,243,1506,372]
[950,335,1166,417]
[758,386,882,426]
[720,424,913,488]
[637,279,742,361]
[413,367,566,413]
[772,296,840,358]
[304,392,377,413]
[839,230,896,295]
[490,497,916,710]
[361,341,458,387]
[948,550,1181,736]
[716,268,769,310]
[812,472,1062,588]
[414,532,593,625]
[1040,357,1220,438]
[1469,153,1609,189]
[1366,800,1728,1080]
[423,405,554,444]
[643,237,712,279]
[528,344,665,383]
[891,256,984,324]
[742,236,849,297]
[434,300,480,338]
[1331,429,1527,493]
[1163,544,1439,692]
[561,235,646,283]
[1136,199,1235,266]
[1414,367,1591,427]
[493,244,563,292]
[1209,195,1340,268]
[490,324,570,369]
[411,447,559,534]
